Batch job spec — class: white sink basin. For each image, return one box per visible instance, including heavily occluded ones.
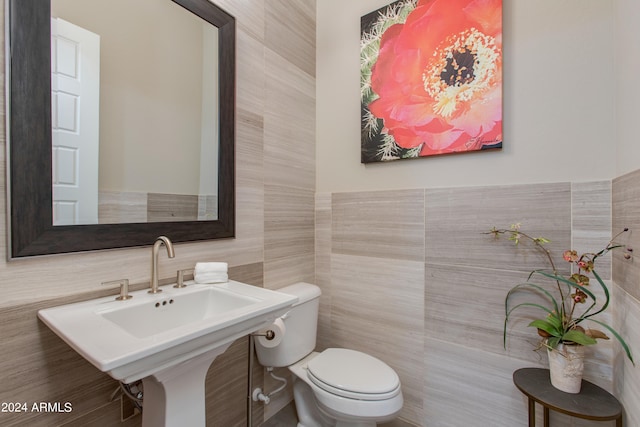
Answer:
[100,286,261,339]
[38,280,298,383]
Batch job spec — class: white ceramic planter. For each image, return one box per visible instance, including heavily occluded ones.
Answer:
[547,342,585,393]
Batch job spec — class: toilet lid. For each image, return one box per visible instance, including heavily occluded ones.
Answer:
[306,348,400,400]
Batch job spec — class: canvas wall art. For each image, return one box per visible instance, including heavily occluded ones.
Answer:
[360,0,503,163]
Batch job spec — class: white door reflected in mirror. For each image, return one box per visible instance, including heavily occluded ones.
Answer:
[51,18,100,225]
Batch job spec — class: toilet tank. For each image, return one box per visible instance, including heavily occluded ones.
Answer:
[254,282,321,368]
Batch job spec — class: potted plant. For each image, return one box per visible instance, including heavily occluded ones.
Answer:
[488,224,634,393]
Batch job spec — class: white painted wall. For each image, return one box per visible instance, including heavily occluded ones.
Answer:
[53,0,206,195]
[614,0,640,177]
[317,0,618,193]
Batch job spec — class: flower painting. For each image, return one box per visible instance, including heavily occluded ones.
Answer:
[361,0,503,163]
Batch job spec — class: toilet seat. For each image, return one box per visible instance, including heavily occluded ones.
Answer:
[306,348,400,401]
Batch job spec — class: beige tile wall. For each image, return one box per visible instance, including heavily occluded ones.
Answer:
[331,189,425,422]
[314,193,332,351]
[0,0,316,425]
[612,169,640,300]
[98,191,215,224]
[318,180,635,427]
[612,169,640,426]
[260,0,316,414]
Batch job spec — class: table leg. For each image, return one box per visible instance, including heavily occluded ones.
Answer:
[617,415,622,427]
[543,406,549,427]
[528,397,535,427]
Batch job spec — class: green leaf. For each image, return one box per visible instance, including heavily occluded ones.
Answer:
[531,270,597,301]
[503,282,561,349]
[581,269,610,320]
[505,282,560,315]
[545,312,563,329]
[528,319,561,337]
[503,302,554,349]
[561,330,597,346]
[586,318,635,365]
[546,336,561,349]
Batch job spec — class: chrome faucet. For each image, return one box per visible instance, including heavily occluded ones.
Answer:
[149,236,175,294]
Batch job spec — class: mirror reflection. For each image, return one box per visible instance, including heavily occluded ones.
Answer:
[7,0,235,258]
[51,0,219,225]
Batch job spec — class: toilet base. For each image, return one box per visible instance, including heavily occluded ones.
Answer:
[289,351,402,427]
[293,378,378,427]
[293,378,333,427]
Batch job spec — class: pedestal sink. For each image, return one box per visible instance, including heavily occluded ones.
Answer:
[38,280,298,426]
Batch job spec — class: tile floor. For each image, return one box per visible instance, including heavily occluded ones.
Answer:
[260,403,298,427]
[260,402,416,427]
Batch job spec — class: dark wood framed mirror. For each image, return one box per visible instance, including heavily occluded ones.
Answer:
[7,0,235,258]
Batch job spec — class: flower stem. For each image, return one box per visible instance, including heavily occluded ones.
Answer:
[488,227,567,323]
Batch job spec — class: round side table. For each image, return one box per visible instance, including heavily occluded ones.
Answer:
[513,368,623,427]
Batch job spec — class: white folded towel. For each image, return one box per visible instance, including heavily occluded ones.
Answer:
[194,262,229,284]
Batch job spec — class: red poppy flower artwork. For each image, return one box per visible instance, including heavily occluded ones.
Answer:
[361,0,503,163]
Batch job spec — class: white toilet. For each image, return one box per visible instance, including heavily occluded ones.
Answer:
[254,282,403,427]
